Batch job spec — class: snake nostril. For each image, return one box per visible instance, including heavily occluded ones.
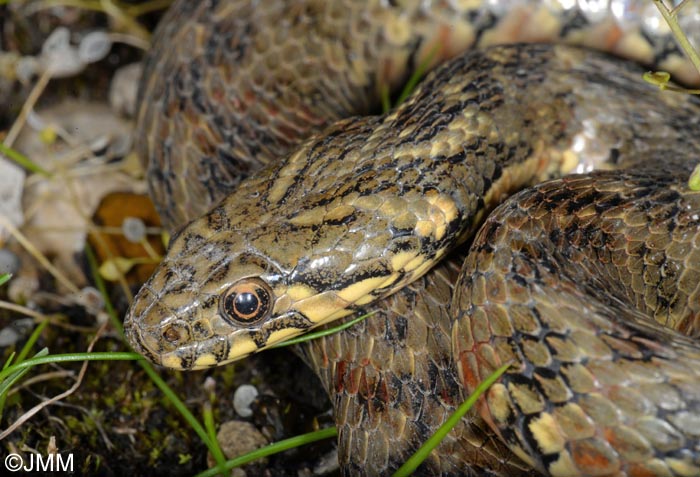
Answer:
[163,326,181,343]
[162,322,191,346]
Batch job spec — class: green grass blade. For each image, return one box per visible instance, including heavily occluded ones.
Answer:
[0,348,50,419]
[0,273,12,287]
[270,311,376,349]
[85,244,228,471]
[0,142,51,177]
[380,83,392,114]
[393,361,512,477]
[0,348,49,395]
[394,43,441,107]
[0,320,50,418]
[15,320,49,364]
[0,352,140,383]
[193,426,338,477]
[2,352,16,371]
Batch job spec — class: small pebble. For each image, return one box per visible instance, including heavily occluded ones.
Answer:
[0,318,34,347]
[78,31,112,64]
[109,63,141,117]
[73,287,104,315]
[0,249,20,275]
[207,420,268,474]
[122,217,147,243]
[40,27,84,78]
[234,384,259,418]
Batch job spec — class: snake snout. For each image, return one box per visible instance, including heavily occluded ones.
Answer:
[124,285,208,370]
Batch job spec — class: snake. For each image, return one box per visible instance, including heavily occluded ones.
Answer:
[124,1,700,476]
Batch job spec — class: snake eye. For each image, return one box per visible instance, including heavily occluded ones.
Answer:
[221,278,273,325]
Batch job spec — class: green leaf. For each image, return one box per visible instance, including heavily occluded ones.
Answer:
[0,142,51,177]
[193,426,338,477]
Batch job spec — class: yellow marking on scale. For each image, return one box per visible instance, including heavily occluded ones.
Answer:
[162,354,185,369]
[390,250,420,271]
[337,274,395,303]
[193,353,218,368]
[428,194,459,224]
[404,254,427,272]
[267,149,307,204]
[289,209,320,226]
[487,383,512,424]
[379,272,400,289]
[285,283,318,301]
[294,291,350,323]
[228,335,259,361]
[266,326,306,348]
[415,220,434,237]
[434,221,448,241]
[408,255,440,281]
[325,204,356,222]
[528,412,566,454]
[547,450,579,477]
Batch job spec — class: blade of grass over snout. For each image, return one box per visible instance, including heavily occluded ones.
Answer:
[0,142,52,177]
[270,311,376,349]
[85,245,229,474]
[0,273,12,287]
[193,426,338,477]
[393,361,513,477]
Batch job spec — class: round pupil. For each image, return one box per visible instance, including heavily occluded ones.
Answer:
[234,291,258,316]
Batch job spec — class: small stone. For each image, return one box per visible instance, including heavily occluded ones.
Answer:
[207,420,268,473]
[234,384,259,418]
[109,63,142,117]
[78,31,112,64]
[0,249,20,275]
[122,217,147,243]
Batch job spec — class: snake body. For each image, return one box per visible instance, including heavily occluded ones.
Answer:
[126,1,700,475]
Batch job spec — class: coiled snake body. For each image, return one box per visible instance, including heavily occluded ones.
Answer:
[125,1,700,475]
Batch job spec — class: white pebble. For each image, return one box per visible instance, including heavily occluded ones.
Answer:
[122,217,147,243]
[233,384,259,418]
[0,249,20,276]
[41,27,84,77]
[78,31,112,64]
[109,63,142,117]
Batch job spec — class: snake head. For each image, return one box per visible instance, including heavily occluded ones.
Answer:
[123,176,396,369]
[125,115,463,369]
[123,210,329,369]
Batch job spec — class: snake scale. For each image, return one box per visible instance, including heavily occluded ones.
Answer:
[124,1,700,476]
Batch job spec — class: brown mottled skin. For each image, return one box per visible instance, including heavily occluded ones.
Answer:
[126,1,700,475]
